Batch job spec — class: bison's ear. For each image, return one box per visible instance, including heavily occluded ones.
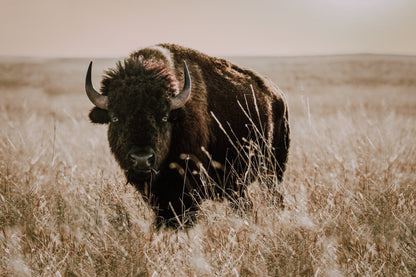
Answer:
[89,107,110,124]
[169,108,186,122]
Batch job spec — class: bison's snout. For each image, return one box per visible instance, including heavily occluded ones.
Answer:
[127,148,156,172]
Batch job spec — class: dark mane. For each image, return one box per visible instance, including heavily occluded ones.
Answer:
[100,56,178,96]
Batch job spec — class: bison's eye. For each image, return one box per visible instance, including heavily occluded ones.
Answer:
[110,115,119,123]
[162,116,168,122]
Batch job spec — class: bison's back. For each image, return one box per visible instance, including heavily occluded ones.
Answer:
[162,43,289,179]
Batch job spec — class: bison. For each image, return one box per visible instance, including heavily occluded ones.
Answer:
[85,44,289,228]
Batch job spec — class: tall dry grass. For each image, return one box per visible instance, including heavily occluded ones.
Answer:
[0,55,415,276]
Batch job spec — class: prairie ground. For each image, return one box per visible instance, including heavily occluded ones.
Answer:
[0,54,415,276]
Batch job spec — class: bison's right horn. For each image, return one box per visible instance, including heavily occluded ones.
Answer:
[170,61,192,110]
[85,61,108,110]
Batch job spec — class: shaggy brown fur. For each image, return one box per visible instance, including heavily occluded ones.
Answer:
[88,44,290,228]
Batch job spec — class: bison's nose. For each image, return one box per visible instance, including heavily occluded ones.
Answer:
[128,152,155,170]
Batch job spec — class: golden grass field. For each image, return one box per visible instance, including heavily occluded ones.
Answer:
[0,54,415,276]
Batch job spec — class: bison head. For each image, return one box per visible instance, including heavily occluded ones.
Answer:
[85,58,191,184]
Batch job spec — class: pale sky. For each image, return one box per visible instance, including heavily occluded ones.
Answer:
[1,0,415,57]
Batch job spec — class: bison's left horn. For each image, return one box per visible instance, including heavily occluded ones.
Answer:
[85,61,109,110]
[170,61,192,109]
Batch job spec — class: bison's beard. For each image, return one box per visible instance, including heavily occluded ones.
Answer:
[125,169,159,201]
